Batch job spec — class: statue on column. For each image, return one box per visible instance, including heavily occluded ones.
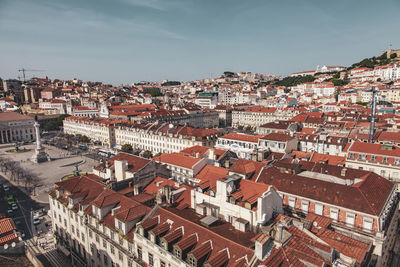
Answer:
[31,120,50,163]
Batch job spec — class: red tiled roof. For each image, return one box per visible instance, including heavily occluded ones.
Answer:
[141,207,255,265]
[312,227,370,264]
[260,132,295,142]
[348,141,400,158]
[257,165,394,216]
[180,146,227,160]
[0,112,33,122]
[153,152,203,169]
[0,218,16,236]
[310,153,346,166]
[229,159,267,180]
[219,132,264,143]
[94,153,151,173]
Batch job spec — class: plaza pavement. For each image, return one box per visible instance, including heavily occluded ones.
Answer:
[0,144,98,203]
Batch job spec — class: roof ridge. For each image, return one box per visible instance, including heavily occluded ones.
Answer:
[160,208,254,252]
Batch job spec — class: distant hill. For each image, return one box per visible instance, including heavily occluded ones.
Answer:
[348,50,400,70]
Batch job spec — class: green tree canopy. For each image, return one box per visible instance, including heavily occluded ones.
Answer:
[121,144,133,153]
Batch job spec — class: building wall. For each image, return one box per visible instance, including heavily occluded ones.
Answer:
[49,195,139,267]
[115,127,216,154]
[63,119,115,147]
[0,119,36,144]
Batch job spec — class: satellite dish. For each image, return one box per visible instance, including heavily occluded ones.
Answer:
[11,242,16,247]
[4,244,8,250]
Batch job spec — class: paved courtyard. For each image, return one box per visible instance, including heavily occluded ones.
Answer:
[0,143,98,203]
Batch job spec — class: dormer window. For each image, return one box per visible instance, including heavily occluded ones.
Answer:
[174,248,181,258]
[138,226,144,236]
[383,157,388,164]
[161,240,167,249]
[189,257,196,267]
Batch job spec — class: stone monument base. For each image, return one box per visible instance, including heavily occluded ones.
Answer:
[31,148,50,163]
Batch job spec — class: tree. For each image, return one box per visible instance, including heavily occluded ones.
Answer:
[44,120,58,131]
[223,71,235,77]
[57,114,70,126]
[390,53,397,59]
[79,135,90,143]
[150,89,162,97]
[330,78,348,86]
[334,88,341,102]
[121,144,133,153]
[143,150,153,159]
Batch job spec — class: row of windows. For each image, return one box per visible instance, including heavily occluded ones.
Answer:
[286,196,374,230]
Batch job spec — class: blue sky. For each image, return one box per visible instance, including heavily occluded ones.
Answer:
[1,0,399,84]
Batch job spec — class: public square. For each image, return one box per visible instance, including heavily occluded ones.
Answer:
[0,143,98,203]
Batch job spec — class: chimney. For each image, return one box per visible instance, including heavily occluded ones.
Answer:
[134,184,140,195]
[115,160,128,181]
[341,168,347,177]
[208,149,216,160]
[105,160,110,168]
[278,223,283,242]
[255,233,272,260]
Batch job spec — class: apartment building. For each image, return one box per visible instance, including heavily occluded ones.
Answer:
[38,99,66,114]
[115,122,220,154]
[216,132,265,160]
[194,92,218,109]
[180,145,237,168]
[297,133,348,156]
[93,153,170,188]
[143,109,219,129]
[257,120,300,135]
[153,152,207,185]
[71,106,99,117]
[50,175,262,267]
[214,105,232,127]
[256,161,399,267]
[258,133,298,154]
[232,107,299,127]
[134,206,258,267]
[345,141,400,182]
[63,116,123,147]
[48,175,148,267]
[191,174,283,232]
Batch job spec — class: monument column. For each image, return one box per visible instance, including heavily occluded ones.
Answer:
[31,121,50,163]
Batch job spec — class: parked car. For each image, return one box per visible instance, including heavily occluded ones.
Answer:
[33,216,41,225]
[7,195,14,205]
[11,203,18,210]
[3,184,10,192]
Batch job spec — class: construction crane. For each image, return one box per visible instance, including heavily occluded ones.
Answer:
[18,68,45,82]
[368,87,377,143]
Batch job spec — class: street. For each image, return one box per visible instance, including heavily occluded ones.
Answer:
[0,175,48,240]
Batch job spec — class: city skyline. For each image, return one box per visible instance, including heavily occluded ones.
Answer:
[1,0,400,84]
